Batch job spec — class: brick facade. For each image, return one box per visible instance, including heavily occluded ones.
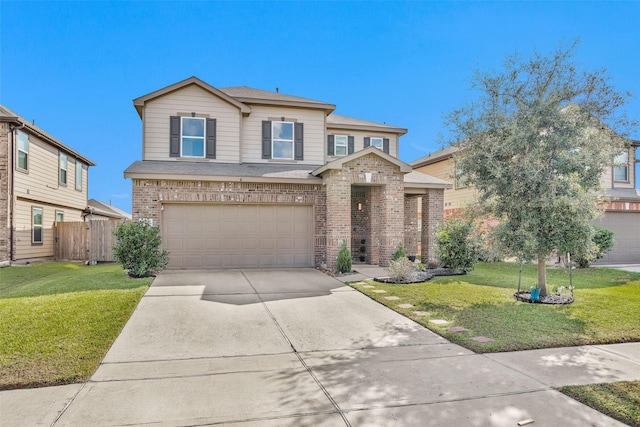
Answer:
[0,123,9,263]
[421,189,444,264]
[404,196,420,257]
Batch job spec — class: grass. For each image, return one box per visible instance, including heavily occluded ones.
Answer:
[560,382,640,427]
[351,262,640,353]
[0,262,152,390]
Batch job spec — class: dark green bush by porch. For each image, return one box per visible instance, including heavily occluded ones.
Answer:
[113,220,169,278]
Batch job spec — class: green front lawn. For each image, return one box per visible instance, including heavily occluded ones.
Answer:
[0,262,152,390]
[560,382,640,427]
[352,262,640,353]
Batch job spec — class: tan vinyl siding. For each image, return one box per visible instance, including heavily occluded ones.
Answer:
[242,105,326,164]
[13,199,84,260]
[416,159,477,212]
[611,147,636,189]
[13,133,88,211]
[143,84,241,162]
[326,128,399,160]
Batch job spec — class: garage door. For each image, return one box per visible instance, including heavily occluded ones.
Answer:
[162,204,314,269]
[593,212,640,264]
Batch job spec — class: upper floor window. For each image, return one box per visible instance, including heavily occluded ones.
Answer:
[371,137,383,149]
[334,135,348,156]
[33,207,43,244]
[272,121,294,160]
[364,136,389,154]
[181,117,205,157]
[613,149,629,182]
[169,116,216,159]
[75,161,83,190]
[59,153,68,184]
[17,130,29,171]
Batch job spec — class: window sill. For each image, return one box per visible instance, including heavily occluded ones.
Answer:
[268,159,298,163]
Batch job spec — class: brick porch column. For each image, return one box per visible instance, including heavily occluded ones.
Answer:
[378,177,405,267]
[325,170,351,271]
[421,189,444,265]
[404,195,419,258]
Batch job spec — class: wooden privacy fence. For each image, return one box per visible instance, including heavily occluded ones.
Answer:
[54,220,128,263]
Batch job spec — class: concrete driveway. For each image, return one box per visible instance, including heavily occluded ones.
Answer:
[7,269,633,426]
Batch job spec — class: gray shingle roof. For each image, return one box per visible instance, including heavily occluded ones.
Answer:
[219,86,332,106]
[404,171,451,186]
[124,161,321,180]
[410,145,459,167]
[327,113,405,132]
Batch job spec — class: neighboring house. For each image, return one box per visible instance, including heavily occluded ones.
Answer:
[0,105,95,266]
[124,76,451,270]
[84,199,132,221]
[411,140,640,264]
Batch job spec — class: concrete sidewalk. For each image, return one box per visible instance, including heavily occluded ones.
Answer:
[2,268,639,426]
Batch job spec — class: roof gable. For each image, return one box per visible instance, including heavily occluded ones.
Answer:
[132,76,251,117]
[312,146,412,176]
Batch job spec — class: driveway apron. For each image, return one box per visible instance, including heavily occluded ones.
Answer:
[51,269,628,426]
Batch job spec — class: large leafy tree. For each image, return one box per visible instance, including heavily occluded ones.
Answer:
[446,41,634,296]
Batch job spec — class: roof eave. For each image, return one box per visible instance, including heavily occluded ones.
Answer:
[231,97,336,114]
[123,171,322,185]
[312,146,412,176]
[327,122,408,136]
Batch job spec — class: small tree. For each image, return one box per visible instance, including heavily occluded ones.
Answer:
[392,242,406,260]
[336,240,352,273]
[435,218,480,272]
[446,40,634,296]
[113,220,169,278]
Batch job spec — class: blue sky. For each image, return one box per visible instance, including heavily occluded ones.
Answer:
[2,1,639,214]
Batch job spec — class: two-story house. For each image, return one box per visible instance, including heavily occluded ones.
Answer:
[411,141,640,264]
[0,105,95,266]
[124,77,451,270]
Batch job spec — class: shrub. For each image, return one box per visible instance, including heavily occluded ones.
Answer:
[386,257,418,283]
[434,218,480,272]
[392,242,406,260]
[336,240,352,273]
[574,226,615,268]
[113,220,169,278]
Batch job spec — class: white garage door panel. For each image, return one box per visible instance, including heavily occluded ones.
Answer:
[593,212,640,264]
[163,204,314,269]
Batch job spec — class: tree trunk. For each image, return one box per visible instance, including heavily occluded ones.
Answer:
[537,255,547,297]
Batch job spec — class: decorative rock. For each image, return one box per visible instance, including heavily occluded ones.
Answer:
[429,319,449,325]
[384,296,401,301]
[448,326,468,332]
[398,303,414,309]
[413,311,430,316]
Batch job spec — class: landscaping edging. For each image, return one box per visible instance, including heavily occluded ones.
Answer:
[374,268,466,284]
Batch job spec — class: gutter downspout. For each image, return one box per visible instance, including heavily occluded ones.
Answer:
[9,122,25,262]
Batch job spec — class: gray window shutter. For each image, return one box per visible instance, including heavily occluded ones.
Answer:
[327,135,334,156]
[348,136,354,155]
[170,116,180,157]
[383,138,390,154]
[364,137,370,148]
[294,122,304,160]
[206,118,216,159]
[262,121,271,159]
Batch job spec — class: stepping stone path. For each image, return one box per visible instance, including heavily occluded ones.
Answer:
[429,319,449,325]
[373,290,387,293]
[384,296,401,301]
[398,303,414,309]
[362,285,375,289]
[413,311,430,316]
[448,326,468,332]
[472,336,494,343]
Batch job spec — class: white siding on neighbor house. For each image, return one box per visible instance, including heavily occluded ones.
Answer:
[241,105,327,164]
[13,133,88,211]
[143,84,242,162]
[13,199,84,260]
[326,128,399,161]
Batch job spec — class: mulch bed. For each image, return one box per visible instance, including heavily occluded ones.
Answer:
[514,290,574,305]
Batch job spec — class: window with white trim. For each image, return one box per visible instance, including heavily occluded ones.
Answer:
[59,153,68,184]
[75,161,83,190]
[181,117,205,157]
[334,135,348,156]
[33,207,43,244]
[17,130,29,171]
[272,121,294,160]
[371,137,383,149]
[613,149,629,182]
